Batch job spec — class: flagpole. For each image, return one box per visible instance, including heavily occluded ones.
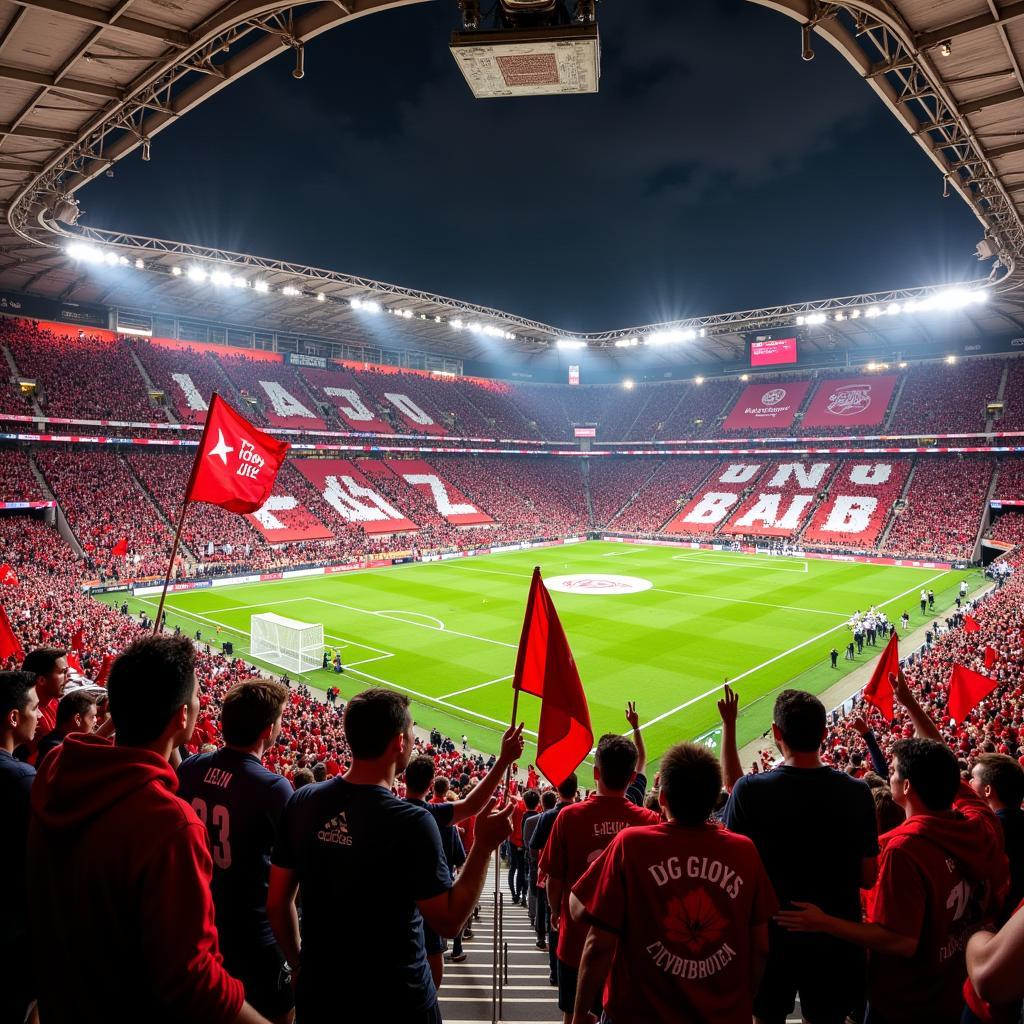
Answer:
[152,500,189,635]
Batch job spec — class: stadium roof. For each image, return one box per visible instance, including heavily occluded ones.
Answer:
[3,0,1024,365]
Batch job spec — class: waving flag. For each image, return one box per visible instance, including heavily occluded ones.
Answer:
[948,663,999,723]
[862,632,900,721]
[185,394,290,514]
[512,567,593,787]
[111,537,128,558]
[964,614,982,634]
[0,605,24,663]
[984,646,999,671]
[0,564,19,586]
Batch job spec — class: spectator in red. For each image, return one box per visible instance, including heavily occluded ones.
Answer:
[569,741,777,1024]
[778,670,1009,1024]
[722,689,879,1024]
[27,634,265,1024]
[970,754,1024,910]
[540,732,661,1024]
[20,647,68,762]
[0,671,40,1024]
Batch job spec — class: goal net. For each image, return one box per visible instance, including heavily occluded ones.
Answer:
[250,612,324,674]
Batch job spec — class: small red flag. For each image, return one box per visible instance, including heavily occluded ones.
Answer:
[111,537,128,558]
[0,605,24,664]
[512,567,593,787]
[984,646,999,671]
[185,394,290,514]
[0,563,18,586]
[94,653,114,687]
[862,631,900,721]
[948,663,998,723]
[70,626,84,653]
[964,614,981,633]
[66,652,83,675]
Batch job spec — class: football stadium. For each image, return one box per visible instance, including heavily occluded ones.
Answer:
[2,1,1024,1023]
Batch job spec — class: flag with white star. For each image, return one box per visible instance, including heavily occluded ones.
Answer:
[184,393,290,514]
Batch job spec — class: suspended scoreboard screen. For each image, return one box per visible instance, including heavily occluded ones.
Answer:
[450,24,600,98]
[749,335,798,368]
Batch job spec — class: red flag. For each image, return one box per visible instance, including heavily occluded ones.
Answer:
[66,652,83,674]
[0,605,24,664]
[70,626,84,653]
[94,653,114,687]
[185,394,290,514]
[111,537,128,558]
[512,567,593,787]
[984,646,999,671]
[862,631,900,722]
[948,663,999,723]
[964,614,981,633]
[0,563,18,586]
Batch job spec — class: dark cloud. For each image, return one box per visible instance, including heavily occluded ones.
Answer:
[79,0,982,332]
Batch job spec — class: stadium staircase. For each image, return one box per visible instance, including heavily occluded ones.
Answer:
[581,459,595,527]
[122,455,197,561]
[877,459,917,549]
[989,363,1010,432]
[439,862,559,1023]
[882,374,907,431]
[2,343,45,416]
[28,455,86,558]
[971,463,1000,560]
[606,459,665,526]
[128,348,178,423]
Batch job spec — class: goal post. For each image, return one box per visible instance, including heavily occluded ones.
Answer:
[250,612,324,674]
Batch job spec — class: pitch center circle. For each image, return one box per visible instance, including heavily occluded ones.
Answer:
[544,574,653,596]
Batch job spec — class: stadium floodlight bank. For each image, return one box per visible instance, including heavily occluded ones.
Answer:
[251,612,324,674]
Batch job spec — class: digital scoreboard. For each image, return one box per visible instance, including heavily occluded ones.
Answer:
[749,336,798,367]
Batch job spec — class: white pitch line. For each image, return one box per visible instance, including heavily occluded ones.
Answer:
[652,586,847,619]
[440,674,515,699]
[670,553,809,573]
[601,547,649,556]
[631,568,951,735]
[451,564,534,581]
[342,663,538,737]
[308,597,517,650]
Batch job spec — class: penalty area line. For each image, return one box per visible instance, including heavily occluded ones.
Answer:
[439,674,515,700]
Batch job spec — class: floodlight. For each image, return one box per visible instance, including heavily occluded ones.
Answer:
[66,243,104,263]
[171,266,182,276]
[695,376,704,385]
[557,339,586,350]
[622,378,634,390]
[134,258,144,270]
[253,280,269,293]
[317,293,326,302]
[282,286,301,297]
[187,266,207,283]
[210,270,232,287]
[946,355,957,364]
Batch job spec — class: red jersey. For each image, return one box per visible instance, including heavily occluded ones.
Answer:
[539,794,660,965]
[868,783,1008,1024]
[573,821,777,1024]
[509,798,526,848]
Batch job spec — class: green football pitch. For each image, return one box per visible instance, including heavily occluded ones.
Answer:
[101,541,977,766]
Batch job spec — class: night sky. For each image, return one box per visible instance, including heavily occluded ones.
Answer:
[79,0,983,333]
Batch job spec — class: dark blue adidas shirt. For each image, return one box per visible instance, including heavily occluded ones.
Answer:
[272,778,451,1016]
[0,749,35,945]
[177,747,293,952]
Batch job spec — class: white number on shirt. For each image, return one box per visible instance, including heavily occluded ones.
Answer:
[191,798,233,869]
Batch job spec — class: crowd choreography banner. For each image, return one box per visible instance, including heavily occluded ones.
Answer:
[722,381,811,430]
[802,375,898,428]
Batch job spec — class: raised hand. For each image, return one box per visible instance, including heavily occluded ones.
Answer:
[474,796,515,852]
[625,701,640,731]
[499,722,526,765]
[718,683,739,727]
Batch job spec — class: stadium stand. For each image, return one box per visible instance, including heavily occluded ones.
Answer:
[720,459,837,538]
[883,458,995,560]
[346,368,448,435]
[1,319,165,422]
[802,459,912,550]
[887,358,1004,434]
[33,449,174,578]
[587,457,661,528]
[216,352,328,430]
[132,339,235,424]
[605,458,718,533]
[0,450,43,502]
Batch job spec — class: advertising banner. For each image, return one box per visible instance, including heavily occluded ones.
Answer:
[802,375,897,428]
[722,381,810,430]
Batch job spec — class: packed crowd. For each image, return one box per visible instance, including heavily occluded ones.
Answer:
[0,450,43,503]
[888,357,1003,435]
[1,320,166,422]
[5,545,1024,1024]
[883,458,995,560]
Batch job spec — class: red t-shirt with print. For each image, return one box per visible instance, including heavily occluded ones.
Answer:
[573,821,777,1024]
